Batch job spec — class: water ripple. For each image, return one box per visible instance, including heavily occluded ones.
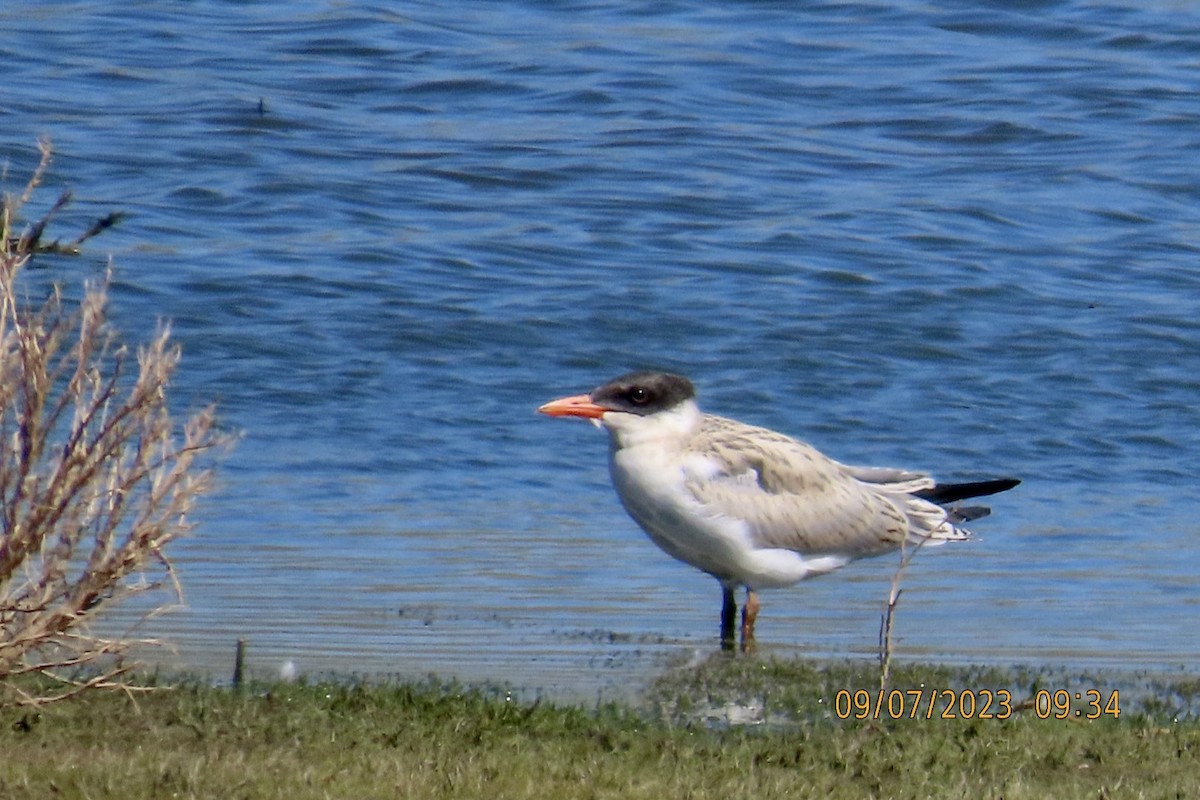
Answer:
[3,0,1199,694]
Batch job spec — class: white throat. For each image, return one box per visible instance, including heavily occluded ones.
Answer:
[598,398,703,452]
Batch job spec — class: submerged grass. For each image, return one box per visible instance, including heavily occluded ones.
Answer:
[3,657,1199,799]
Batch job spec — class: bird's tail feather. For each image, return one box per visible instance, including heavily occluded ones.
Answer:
[902,478,1019,546]
[947,505,992,524]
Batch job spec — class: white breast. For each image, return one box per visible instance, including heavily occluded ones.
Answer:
[609,441,740,574]
[608,439,848,589]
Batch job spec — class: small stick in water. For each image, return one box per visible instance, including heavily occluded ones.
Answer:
[232,639,246,689]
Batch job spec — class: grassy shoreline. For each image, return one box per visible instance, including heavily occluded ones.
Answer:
[4,656,1198,799]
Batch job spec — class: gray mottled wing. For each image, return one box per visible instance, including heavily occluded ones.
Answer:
[682,415,956,557]
[840,464,935,493]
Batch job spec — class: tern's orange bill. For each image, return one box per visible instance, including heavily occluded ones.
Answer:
[537,393,607,419]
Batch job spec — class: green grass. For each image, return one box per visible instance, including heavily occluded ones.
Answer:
[3,657,1198,799]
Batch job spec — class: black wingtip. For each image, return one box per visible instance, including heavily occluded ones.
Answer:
[916,477,1020,505]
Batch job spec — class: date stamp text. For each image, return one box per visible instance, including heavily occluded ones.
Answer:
[832,688,1120,721]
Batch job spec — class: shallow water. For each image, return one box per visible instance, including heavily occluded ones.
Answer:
[3,0,1199,696]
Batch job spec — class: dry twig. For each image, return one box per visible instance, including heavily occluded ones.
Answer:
[0,140,224,707]
[878,534,930,693]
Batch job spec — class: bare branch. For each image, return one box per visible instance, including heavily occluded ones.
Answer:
[0,142,227,707]
[878,533,932,692]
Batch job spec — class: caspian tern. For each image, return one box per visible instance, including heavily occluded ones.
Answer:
[538,370,1018,651]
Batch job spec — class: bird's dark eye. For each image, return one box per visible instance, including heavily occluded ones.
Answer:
[628,386,650,405]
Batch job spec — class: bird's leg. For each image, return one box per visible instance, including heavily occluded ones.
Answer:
[740,589,760,653]
[720,585,737,651]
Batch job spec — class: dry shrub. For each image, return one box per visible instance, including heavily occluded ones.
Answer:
[0,141,225,706]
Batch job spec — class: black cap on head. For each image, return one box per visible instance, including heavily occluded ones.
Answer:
[590,371,696,416]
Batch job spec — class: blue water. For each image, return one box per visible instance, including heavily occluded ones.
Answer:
[3,1,1199,695]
